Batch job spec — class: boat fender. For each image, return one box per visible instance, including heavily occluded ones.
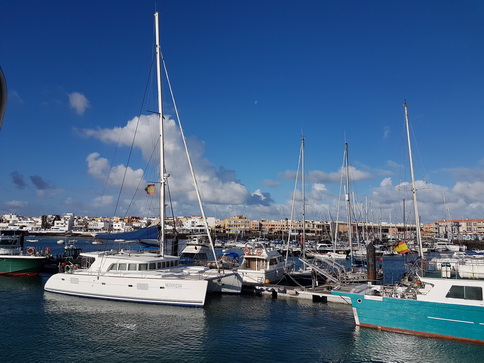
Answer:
[27,247,35,255]
[65,265,72,273]
[256,248,263,255]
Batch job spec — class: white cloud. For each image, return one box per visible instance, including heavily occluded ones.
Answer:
[82,114,259,215]
[86,152,145,190]
[68,92,90,115]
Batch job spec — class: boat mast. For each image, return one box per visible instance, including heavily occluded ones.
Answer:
[301,136,306,258]
[155,12,166,255]
[344,143,353,264]
[404,102,423,259]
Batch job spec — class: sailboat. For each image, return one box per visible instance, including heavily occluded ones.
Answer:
[285,137,346,286]
[333,102,484,343]
[44,12,241,306]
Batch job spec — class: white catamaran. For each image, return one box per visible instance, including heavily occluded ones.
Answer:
[44,12,242,306]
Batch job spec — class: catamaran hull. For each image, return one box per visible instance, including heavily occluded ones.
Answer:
[334,292,484,344]
[205,271,243,294]
[44,273,208,307]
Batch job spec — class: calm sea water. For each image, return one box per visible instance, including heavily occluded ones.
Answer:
[1,237,483,362]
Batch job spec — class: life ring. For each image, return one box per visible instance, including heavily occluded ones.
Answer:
[255,248,263,255]
[243,247,250,255]
[26,247,35,255]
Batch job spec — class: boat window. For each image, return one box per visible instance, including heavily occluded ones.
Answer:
[80,256,95,269]
[149,263,156,270]
[108,263,117,271]
[157,262,162,269]
[446,285,483,301]
[269,258,277,265]
[118,263,127,271]
[139,264,148,271]
[128,263,137,271]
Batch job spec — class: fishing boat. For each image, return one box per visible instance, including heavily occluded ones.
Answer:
[0,230,47,276]
[44,12,241,306]
[333,103,484,343]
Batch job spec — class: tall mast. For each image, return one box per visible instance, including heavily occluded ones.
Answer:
[301,136,305,258]
[155,12,166,255]
[404,102,423,259]
[344,143,353,264]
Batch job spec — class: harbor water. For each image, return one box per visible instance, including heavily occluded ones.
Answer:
[1,237,483,362]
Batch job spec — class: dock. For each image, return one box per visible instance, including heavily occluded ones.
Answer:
[241,282,353,304]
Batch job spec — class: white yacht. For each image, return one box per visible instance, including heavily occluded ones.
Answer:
[237,243,289,284]
[180,235,213,265]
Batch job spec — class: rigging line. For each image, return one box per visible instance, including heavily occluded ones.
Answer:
[286,138,303,263]
[160,49,220,267]
[334,145,346,242]
[113,53,156,216]
[409,120,428,183]
[123,136,159,218]
[166,178,178,235]
[95,127,123,217]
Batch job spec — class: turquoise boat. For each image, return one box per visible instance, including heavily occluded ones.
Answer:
[332,276,484,344]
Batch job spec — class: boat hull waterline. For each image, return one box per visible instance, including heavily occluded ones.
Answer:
[333,289,484,344]
[0,255,47,276]
[44,273,209,307]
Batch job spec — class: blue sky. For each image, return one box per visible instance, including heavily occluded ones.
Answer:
[1,1,484,224]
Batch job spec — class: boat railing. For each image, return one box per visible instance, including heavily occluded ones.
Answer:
[300,257,340,283]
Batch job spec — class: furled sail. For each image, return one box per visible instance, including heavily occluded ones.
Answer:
[95,225,159,240]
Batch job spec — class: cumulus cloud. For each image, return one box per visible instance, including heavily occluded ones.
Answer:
[86,152,145,190]
[453,181,484,203]
[248,189,274,206]
[68,92,90,115]
[81,114,271,215]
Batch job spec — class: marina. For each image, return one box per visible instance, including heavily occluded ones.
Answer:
[1,237,483,362]
[2,4,484,361]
